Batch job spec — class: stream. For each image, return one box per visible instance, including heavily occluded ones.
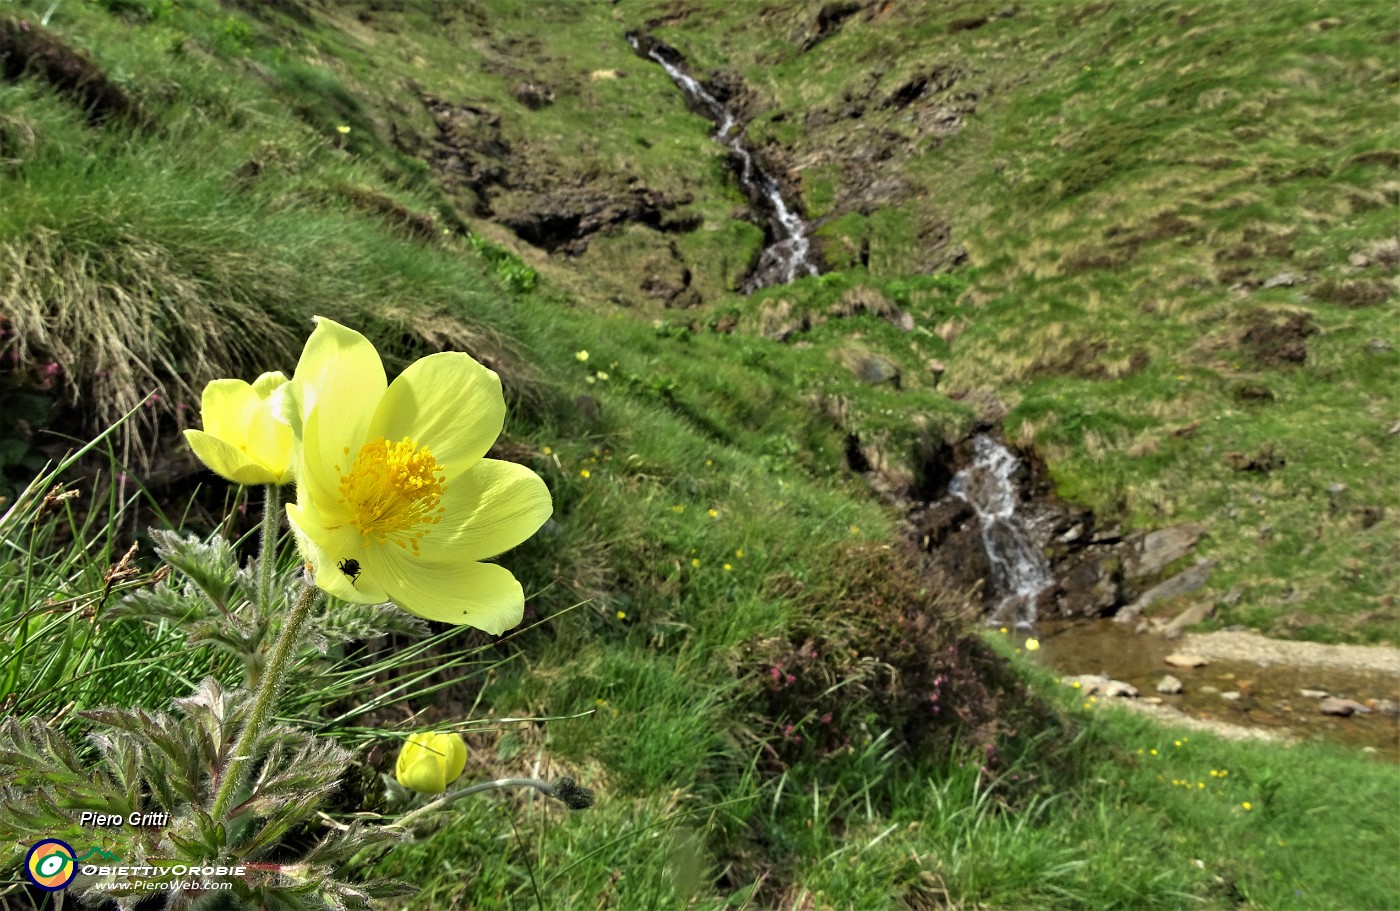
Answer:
[946,436,1399,755]
[629,34,819,292]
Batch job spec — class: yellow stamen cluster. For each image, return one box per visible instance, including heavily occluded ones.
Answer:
[337,436,445,554]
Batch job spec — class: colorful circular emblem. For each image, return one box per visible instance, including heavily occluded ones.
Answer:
[25,839,77,891]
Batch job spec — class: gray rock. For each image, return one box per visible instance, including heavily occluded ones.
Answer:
[1165,652,1208,669]
[1319,697,1370,716]
[1157,675,1184,695]
[1162,596,1217,640]
[855,354,902,387]
[1349,252,1371,268]
[1199,685,1220,695]
[1103,680,1140,699]
[1125,523,1205,580]
[1262,271,1300,289]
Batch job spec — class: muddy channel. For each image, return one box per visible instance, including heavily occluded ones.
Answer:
[1027,620,1400,756]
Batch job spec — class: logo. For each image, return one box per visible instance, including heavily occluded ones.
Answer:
[24,839,77,891]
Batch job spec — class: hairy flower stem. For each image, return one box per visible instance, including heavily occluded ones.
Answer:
[256,484,282,614]
[394,776,594,830]
[210,581,321,825]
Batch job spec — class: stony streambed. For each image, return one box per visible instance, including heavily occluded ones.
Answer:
[1029,620,1400,755]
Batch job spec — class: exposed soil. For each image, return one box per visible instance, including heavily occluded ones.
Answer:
[0,16,143,126]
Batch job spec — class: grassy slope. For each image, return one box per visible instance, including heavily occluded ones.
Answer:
[0,1,1397,910]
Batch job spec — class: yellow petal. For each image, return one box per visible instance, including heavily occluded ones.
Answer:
[286,502,386,603]
[368,352,504,479]
[420,459,552,563]
[291,317,386,461]
[364,552,525,634]
[200,378,262,442]
[251,370,289,397]
[184,429,284,486]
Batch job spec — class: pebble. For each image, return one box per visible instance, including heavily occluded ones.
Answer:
[1300,688,1329,699]
[1319,697,1370,717]
[1165,653,1208,668]
[1157,675,1184,695]
[1221,691,1241,701]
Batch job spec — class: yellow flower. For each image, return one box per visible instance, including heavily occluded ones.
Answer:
[575,350,589,362]
[395,732,467,794]
[184,372,294,485]
[580,469,591,478]
[1242,801,1252,811]
[1025,638,1040,651]
[615,610,626,620]
[595,371,609,381]
[707,508,719,518]
[691,558,700,568]
[284,318,552,634]
[723,563,732,572]
[336,125,351,134]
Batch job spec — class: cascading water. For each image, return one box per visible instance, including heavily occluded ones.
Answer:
[947,436,1053,629]
[628,34,818,292]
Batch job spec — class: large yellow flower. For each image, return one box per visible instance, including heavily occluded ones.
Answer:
[184,372,294,485]
[284,317,551,634]
[395,731,468,794]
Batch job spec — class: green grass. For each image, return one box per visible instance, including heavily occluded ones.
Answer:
[1,0,1397,909]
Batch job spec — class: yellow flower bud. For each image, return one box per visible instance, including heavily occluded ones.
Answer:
[184,372,293,485]
[395,732,468,794]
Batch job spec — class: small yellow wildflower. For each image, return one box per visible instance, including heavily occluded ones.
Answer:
[1025,638,1040,651]
[704,459,713,467]
[691,558,700,568]
[723,563,732,571]
[1174,740,1182,747]
[595,371,609,381]
[580,469,591,479]
[707,508,718,518]
[1150,748,1158,756]
[1071,681,1082,689]
[671,505,685,513]
[1083,701,1092,709]
[585,375,596,384]
[1242,802,1252,811]
[999,627,1008,634]
[283,318,551,634]
[735,548,745,558]
[542,446,553,455]
[1197,782,1205,789]
[336,125,351,134]
[615,610,626,620]
[848,525,861,535]
[575,350,589,362]
[184,372,294,485]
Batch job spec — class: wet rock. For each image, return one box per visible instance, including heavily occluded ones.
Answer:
[1165,653,1208,668]
[1299,688,1329,699]
[1157,675,1184,694]
[1319,697,1370,716]
[1221,691,1241,701]
[1062,674,1136,698]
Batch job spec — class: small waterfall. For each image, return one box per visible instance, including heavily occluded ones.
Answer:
[628,35,819,292]
[948,436,1052,629]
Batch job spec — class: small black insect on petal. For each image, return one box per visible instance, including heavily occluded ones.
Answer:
[337,558,362,586]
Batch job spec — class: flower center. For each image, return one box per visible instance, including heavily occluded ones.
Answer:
[337,436,445,554]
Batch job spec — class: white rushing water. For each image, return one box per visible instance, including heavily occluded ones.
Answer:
[630,36,818,289]
[948,436,1053,629]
